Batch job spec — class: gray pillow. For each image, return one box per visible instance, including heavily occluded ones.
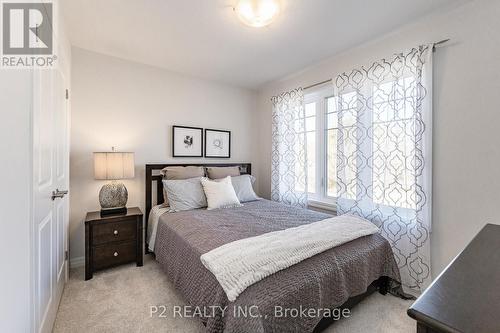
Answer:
[216,175,259,203]
[206,166,240,179]
[162,177,207,212]
[160,166,205,205]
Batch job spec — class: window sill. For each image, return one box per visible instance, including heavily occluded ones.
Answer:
[308,199,337,214]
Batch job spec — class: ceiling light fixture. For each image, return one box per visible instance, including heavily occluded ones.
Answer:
[234,0,280,28]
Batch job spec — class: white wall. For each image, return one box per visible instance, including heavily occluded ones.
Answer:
[256,0,500,276]
[69,48,257,262]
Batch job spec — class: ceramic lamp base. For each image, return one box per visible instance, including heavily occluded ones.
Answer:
[99,181,128,214]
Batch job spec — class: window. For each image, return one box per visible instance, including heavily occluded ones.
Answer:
[372,77,417,210]
[302,87,336,205]
[302,88,358,206]
[294,102,316,194]
[325,92,358,200]
[296,102,316,194]
[303,77,418,210]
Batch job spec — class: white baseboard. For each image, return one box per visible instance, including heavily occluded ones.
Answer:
[70,256,85,268]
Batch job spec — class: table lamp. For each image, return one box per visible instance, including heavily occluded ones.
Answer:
[94,150,135,216]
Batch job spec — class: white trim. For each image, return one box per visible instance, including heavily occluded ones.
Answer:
[308,199,337,213]
[70,256,85,268]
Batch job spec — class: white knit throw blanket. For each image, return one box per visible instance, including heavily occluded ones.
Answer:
[200,214,379,301]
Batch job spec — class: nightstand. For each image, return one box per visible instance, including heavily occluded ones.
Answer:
[85,207,143,280]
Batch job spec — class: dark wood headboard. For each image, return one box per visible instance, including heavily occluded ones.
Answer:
[145,163,251,252]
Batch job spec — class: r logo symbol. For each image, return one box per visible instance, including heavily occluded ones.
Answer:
[2,2,53,55]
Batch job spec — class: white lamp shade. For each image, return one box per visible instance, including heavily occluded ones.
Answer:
[94,152,135,180]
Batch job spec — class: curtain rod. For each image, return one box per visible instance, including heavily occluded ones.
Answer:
[301,39,450,91]
[303,79,332,91]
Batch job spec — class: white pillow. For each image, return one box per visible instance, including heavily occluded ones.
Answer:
[200,176,242,210]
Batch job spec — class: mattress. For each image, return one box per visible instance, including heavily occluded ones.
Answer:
[153,199,401,333]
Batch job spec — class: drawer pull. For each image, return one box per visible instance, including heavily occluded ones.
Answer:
[113,230,119,235]
[113,252,119,257]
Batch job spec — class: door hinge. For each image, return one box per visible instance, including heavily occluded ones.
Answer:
[65,89,69,100]
[65,250,69,261]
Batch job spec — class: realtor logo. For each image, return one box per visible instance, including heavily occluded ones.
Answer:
[1,1,56,67]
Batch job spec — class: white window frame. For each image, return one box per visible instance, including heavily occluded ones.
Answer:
[304,86,337,211]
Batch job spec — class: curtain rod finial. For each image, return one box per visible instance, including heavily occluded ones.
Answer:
[433,38,450,52]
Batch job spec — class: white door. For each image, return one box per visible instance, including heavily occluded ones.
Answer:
[33,66,69,333]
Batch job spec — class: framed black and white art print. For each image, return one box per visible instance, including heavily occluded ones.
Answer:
[172,126,203,157]
[205,129,231,158]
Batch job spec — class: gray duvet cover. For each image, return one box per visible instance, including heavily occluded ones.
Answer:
[154,199,400,333]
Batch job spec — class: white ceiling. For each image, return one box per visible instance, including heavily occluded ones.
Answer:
[62,0,460,89]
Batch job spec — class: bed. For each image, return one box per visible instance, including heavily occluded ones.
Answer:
[145,163,401,333]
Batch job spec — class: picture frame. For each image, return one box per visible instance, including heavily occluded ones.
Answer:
[204,129,231,158]
[172,125,203,157]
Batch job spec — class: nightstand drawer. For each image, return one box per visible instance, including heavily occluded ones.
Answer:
[92,241,136,270]
[92,219,136,245]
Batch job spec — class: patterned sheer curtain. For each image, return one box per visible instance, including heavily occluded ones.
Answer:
[334,45,433,295]
[271,88,308,208]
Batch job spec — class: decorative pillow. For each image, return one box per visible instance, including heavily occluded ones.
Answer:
[200,176,242,210]
[162,177,207,212]
[160,166,205,205]
[217,175,259,203]
[161,166,205,178]
[206,166,240,179]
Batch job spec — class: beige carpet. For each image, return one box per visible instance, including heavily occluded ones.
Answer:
[54,255,415,333]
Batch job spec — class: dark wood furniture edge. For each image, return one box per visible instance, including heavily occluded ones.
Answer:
[85,222,91,280]
[407,309,460,333]
[136,213,143,266]
[85,207,143,222]
[407,223,500,333]
[145,163,252,254]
